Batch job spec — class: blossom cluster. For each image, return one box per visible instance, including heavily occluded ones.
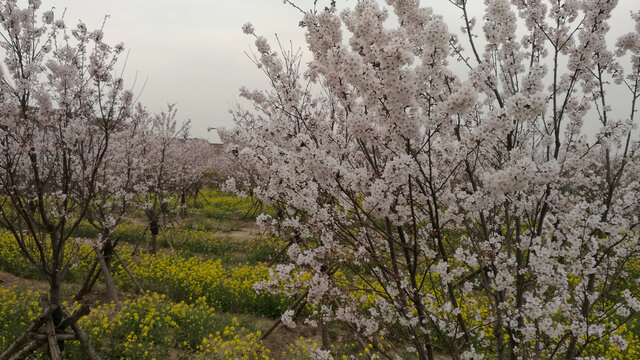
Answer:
[229,1,640,359]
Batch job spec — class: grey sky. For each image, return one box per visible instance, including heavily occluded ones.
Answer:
[54,0,310,143]
[53,1,638,143]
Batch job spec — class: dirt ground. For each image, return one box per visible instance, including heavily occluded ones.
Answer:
[0,270,48,291]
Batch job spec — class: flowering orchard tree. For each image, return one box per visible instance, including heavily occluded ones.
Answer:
[133,104,190,253]
[220,116,272,216]
[173,137,219,214]
[77,106,149,303]
[0,1,131,358]
[225,1,640,359]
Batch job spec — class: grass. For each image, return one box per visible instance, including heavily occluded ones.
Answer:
[180,217,242,232]
[158,228,234,257]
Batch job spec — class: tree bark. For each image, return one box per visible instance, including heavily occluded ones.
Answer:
[94,246,119,303]
[75,259,100,301]
[149,219,159,254]
[180,191,187,216]
[48,278,65,355]
[321,319,330,350]
[45,313,61,360]
[10,341,43,360]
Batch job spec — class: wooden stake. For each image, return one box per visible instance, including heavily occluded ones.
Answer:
[0,305,56,360]
[260,290,308,341]
[113,248,144,293]
[62,308,101,360]
[94,246,119,303]
[43,300,61,360]
[10,341,42,360]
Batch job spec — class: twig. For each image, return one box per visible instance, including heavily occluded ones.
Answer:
[260,290,308,341]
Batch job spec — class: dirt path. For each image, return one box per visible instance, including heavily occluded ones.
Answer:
[260,322,324,357]
[0,270,48,291]
[219,221,264,240]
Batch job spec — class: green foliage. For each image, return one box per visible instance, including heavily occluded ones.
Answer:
[158,228,233,257]
[195,189,261,221]
[69,221,101,239]
[0,230,96,282]
[0,231,43,279]
[0,287,274,360]
[246,236,286,264]
[66,292,269,359]
[111,222,147,244]
[0,190,307,358]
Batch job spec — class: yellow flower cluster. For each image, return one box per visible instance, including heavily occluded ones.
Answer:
[0,230,95,281]
[280,337,322,360]
[196,318,271,360]
[0,287,275,360]
[113,246,289,317]
[66,292,269,359]
[195,189,258,221]
[0,287,41,350]
[582,321,640,359]
[0,231,40,279]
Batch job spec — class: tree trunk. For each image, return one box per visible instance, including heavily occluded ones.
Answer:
[321,319,330,350]
[46,285,65,356]
[94,245,118,303]
[150,233,157,254]
[113,249,144,293]
[75,259,100,301]
[180,191,187,216]
[149,219,159,254]
[45,311,62,360]
[75,238,116,301]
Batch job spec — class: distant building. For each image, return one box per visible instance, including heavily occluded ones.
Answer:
[184,137,224,155]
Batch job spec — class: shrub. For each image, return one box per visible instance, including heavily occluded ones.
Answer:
[66,292,270,359]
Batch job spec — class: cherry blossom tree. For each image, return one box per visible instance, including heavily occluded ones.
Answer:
[133,104,190,253]
[226,1,640,359]
[0,1,132,357]
[76,105,149,303]
[173,137,218,215]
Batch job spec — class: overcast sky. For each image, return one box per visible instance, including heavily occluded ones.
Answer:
[52,0,638,143]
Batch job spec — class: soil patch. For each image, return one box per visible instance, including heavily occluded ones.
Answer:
[0,270,48,291]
